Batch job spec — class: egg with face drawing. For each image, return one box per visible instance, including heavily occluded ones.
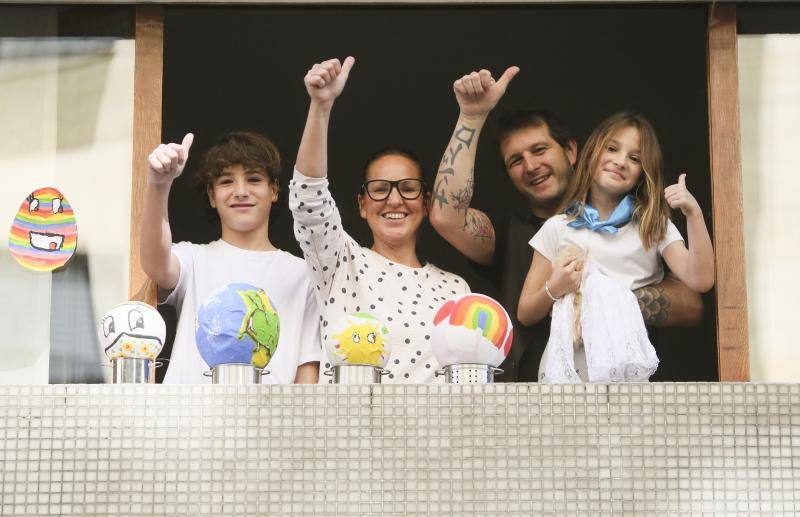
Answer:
[8,187,78,271]
[98,302,166,360]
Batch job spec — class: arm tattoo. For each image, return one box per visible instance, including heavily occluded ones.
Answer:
[457,176,486,240]
[450,175,474,215]
[448,143,463,165]
[454,125,476,148]
[438,167,455,185]
[439,125,477,171]
[432,178,449,210]
[635,285,671,325]
[465,211,494,241]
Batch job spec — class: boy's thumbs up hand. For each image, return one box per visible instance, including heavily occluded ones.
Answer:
[147,133,194,186]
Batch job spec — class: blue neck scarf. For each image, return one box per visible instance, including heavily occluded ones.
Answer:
[566,195,635,234]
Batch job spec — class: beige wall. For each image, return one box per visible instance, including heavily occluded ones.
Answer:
[0,38,134,383]
[739,34,800,381]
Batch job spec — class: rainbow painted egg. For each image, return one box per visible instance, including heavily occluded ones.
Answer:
[325,313,391,368]
[195,283,280,369]
[431,293,513,367]
[8,187,78,271]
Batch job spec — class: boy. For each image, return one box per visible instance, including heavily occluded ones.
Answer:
[141,131,320,383]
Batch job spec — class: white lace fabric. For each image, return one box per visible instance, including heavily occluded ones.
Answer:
[540,262,659,383]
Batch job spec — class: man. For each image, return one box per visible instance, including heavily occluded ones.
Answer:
[429,67,702,381]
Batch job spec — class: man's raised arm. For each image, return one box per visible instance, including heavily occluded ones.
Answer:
[429,67,518,266]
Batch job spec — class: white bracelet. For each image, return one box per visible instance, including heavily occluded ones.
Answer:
[544,281,559,302]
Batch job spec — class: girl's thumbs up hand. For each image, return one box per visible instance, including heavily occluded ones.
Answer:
[664,172,701,218]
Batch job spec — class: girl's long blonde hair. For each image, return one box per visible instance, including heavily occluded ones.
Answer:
[561,111,669,250]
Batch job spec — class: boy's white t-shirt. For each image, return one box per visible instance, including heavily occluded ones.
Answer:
[530,214,684,290]
[160,239,321,384]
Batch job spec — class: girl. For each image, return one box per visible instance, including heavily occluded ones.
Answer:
[517,112,714,383]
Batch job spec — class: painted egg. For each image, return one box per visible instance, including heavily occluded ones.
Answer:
[431,293,513,368]
[8,187,78,271]
[325,313,391,368]
[195,283,280,369]
[99,301,166,361]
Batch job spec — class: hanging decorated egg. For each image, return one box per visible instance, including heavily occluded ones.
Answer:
[8,187,78,271]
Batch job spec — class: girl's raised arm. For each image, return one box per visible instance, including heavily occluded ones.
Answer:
[661,173,715,293]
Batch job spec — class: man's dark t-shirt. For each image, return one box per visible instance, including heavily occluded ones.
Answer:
[472,210,549,382]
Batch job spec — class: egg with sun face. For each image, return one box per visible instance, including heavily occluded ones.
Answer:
[8,187,78,271]
[325,313,391,367]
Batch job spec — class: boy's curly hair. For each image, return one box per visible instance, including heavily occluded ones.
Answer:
[194,132,282,207]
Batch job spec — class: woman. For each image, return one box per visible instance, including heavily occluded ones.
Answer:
[290,57,469,382]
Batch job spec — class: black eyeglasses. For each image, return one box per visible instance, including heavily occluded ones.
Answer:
[361,179,425,201]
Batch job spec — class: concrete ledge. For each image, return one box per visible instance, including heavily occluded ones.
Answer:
[0,383,798,515]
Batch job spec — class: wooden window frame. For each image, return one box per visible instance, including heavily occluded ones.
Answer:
[129,6,162,307]
[127,4,750,381]
[707,4,749,381]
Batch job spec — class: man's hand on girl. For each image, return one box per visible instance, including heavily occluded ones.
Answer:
[664,173,701,218]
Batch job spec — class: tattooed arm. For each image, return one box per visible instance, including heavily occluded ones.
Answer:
[634,275,703,327]
[429,67,519,266]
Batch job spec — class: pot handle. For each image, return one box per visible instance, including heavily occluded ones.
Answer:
[434,369,446,377]
[323,369,334,376]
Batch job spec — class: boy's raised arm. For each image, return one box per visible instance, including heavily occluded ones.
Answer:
[429,66,518,267]
[295,57,355,178]
[140,133,194,291]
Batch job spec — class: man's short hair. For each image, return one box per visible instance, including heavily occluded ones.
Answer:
[494,109,574,154]
[194,131,282,203]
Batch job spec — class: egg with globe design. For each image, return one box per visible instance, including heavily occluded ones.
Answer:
[195,283,280,369]
[8,187,78,271]
[431,293,513,368]
[325,313,391,368]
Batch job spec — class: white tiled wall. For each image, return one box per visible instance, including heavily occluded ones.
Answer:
[1,383,798,516]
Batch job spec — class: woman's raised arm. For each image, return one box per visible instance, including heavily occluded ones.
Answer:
[295,56,355,178]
